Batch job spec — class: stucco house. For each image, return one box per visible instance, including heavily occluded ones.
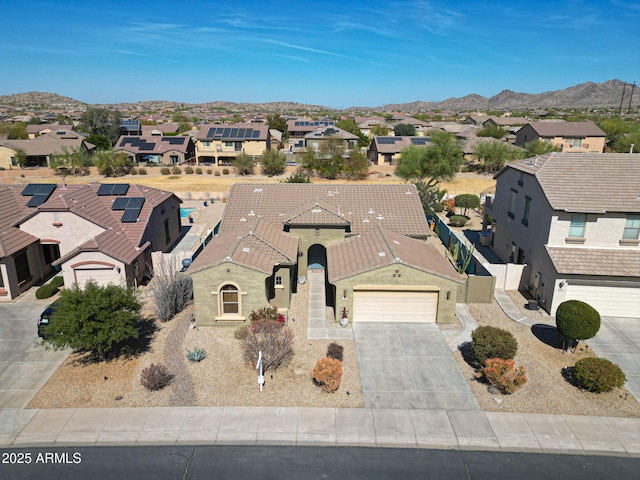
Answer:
[195,123,270,166]
[188,183,467,327]
[0,182,181,300]
[114,135,196,165]
[304,126,359,152]
[367,136,430,165]
[0,130,95,169]
[484,153,640,317]
[515,121,606,153]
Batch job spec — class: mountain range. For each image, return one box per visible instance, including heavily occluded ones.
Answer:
[0,79,637,113]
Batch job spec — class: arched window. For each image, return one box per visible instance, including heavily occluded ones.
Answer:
[220,284,239,315]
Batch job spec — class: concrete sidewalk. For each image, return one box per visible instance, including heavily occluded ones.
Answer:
[1,406,638,456]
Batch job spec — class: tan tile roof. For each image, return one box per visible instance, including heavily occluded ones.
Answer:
[196,123,269,141]
[220,183,431,238]
[327,225,464,283]
[284,199,351,226]
[55,229,150,266]
[0,134,91,156]
[546,246,640,277]
[526,120,606,137]
[501,153,640,213]
[189,218,298,275]
[304,126,359,140]
[484,116,528,126]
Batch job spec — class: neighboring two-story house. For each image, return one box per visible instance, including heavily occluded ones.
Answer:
[515,121,606,153]
[0,182,182,300]
[195,123,270,166]
[484,153,640,317]
[304,126,359,152]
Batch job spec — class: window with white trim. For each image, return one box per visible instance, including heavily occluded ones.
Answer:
[275,276,282,286]
[623,215,640,240]
[568,214,586,238]
[220,284,239,314]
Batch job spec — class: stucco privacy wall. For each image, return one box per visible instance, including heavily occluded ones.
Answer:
[331,263,464,325]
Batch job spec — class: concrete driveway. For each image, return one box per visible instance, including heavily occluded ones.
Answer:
[353,322,480,410]
[0,292,69,408]
[587,317,640,401]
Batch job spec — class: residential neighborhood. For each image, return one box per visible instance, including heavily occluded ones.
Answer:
[0,89,639,471]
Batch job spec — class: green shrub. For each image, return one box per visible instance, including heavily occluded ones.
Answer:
[471,326,518,366]
[454,194,481,215]
[50,276,64,289]
[432,203,445,213]
[186,346,207,363]
[326,342,344,362]
[234,325,249,340]
[449,215,468,227]
[140,363,172,391]
[208,169,214,175]
[35,283,58,299]
[556,300,600,342]
[160,167,170,175]
[312,357,343,392]
[222,168,229,175]
[195,167,203,174]
[184,166,194,174]
[171,166,181,174]
[573,357,626,393]
[130,167,138,175]
[138,167,147,175]
[480,358,527,394]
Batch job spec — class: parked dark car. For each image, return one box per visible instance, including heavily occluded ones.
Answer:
[37,299,60,338]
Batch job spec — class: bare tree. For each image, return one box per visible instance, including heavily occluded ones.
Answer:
[148,255,193,322]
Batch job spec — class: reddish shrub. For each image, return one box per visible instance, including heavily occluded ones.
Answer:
[478,358,527,394]
[312,357,343,392]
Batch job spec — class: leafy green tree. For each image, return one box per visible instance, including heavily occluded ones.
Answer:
[522,139,560,157]
[612,130,640,153]
[477,124,508,139]
[454,194,481,216]
[7,122,28,139]
[396,131,463,188]
[79,108,122,146]
[260,149,286,176]
[56,114,72,124]
[267,114,288,139]
[15,148,28,167]
[51,146,91,176]
[370,124,390,137]
[342,149,369,179]
[41,281,143,360]
[394,123,417,136]
[85,134,111,151]
[232,153,255,175]
[556,300,601,352]
[27,116,42,125]
[473,140,521,172]
[316,137,347,179]
[93,150,133,177]
[336,119,369,148]
[283,167,311,183]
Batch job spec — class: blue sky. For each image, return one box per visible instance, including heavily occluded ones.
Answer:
[2,0,639,108]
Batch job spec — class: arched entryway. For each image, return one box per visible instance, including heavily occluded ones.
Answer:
[307,244,327,270]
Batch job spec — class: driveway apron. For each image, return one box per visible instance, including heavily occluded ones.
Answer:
[353,322,480,410]
[0,293,69,408]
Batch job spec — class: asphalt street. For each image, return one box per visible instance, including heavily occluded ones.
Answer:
[2,446,640,480]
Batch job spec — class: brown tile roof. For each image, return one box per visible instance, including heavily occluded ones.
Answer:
[0,182,179,262]
[546,246,640,277]
[526,121,606,137]
[54,229,150,266]
[25,124,74,135]
[0,133,92,156]
[220,183,431,238]
[500,153,640,213]
[0,227,38,257]
[327,225,464,283]
[484,116,528,126]
[189,218,298,275]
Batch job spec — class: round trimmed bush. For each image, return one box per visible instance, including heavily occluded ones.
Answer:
[471,326,518,366]
[184,166,194,174]
[160,167,170,175]
[35,283,58,299]
[556,300,600,341]
[171,166,181,174]
[138,167,148,175]
[573,357,625,393]
[50,276,64,289]
[195,167,203,174]
[449,215,468,227]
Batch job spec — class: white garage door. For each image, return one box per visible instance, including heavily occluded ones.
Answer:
[353,290,438,323]
[74,268,120,288]
[564,284,640,318]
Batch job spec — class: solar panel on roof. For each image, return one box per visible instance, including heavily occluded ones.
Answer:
[112,184,129,195]
[139,145,154,151]
[112,197,130,210]
[21,183,56,196]
[26,194,50,207]
[252,130,260,138]
[121,209,140,223]
[126,197,145,210]
[411,138,428,145]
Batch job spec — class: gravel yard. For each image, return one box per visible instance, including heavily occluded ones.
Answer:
[27,280,364,409]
